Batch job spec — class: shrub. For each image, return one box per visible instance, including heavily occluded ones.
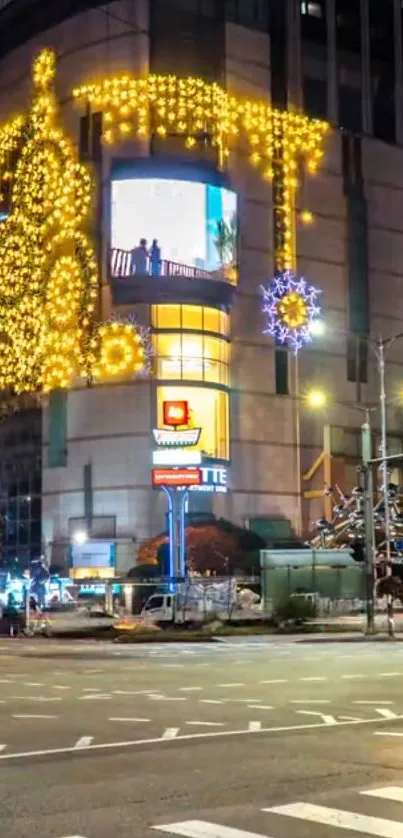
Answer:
[274,595,317,625]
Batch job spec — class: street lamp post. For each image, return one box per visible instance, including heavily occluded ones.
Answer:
[307,391,377,634]
[376,333,403,636]
[310,325,403,636]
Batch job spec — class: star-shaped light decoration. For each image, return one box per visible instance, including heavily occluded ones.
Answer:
[261,270,321,353]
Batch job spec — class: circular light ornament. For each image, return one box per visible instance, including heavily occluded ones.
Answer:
[93,321,145,380]
[261,270,321,353]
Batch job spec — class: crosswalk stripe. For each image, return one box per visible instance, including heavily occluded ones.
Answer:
[153,821,272,838]
[265,802,403,837]
[362,787,403,803]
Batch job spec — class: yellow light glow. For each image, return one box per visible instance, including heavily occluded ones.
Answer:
[306,389,328,408]
[0,50,146,394]
[277,292,308,329]
[93,322,145,380]
[300,209,314,225]
[0,54,329,395]
[73,73,329,272]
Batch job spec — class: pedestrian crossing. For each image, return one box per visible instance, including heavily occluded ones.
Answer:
[152,785,403,837]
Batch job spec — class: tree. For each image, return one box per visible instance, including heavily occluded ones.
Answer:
[137,517,265,575]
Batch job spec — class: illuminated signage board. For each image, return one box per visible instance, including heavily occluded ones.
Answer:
[163,400,189,427]
[69,542,116,569]
[152,448,202,466]
[152,428,201,447]
[189,466,228,494]
[152,468,202,487]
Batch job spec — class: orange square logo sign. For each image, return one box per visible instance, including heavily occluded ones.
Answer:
[163,400,189,427]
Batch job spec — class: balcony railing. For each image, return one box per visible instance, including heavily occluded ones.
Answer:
[109,247,237,308]
[111,248,215,281]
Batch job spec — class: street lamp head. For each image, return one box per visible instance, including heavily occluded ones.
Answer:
[72,529,88,546]
[309,319,325,337]
[306,388,328,408]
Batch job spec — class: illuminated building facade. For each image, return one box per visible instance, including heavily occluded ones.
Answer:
[0,1,401,574]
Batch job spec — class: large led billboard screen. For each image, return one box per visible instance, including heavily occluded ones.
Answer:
[111,177,237,282]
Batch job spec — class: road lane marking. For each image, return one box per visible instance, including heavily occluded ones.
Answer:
[12,714,58,719]
[53,686,70,690]
[378,672,400,677]
[299,676,327,681]
[162,728,179,740]
[247,705,273,710]
[23,682,44,687]
[296,711,337,725]
[11,696,62,702]
[374,732,403,738]
[186,721,225,727]
[362,787,403,803]
[179,687,203,692]
[217,683,244,688]
[0,712,400,761]
[153,820,271,837]
[290,700,330,704]
[259,679,287,684]
[113,690,158,696]
[265,801,403,837]
[75,737,94,748]
[248,722,262,732]
[199,700,224,704]
[354,701,395,705]
[375,709,398,719]
[109,717,151,723]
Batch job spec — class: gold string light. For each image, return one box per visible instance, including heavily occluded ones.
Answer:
[93,321,145,380]
[73,74,329,272]
[0,53,328,395]
[0,49,146,394]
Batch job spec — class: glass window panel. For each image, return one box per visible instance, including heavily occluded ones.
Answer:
[181,305,203,330]
[219,311,230,336]
[152,304,181,329]
[181,334,204,379]
[155,333,228,383]
[203,307,220,333]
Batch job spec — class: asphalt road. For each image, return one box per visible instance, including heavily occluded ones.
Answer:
[2,637,403,837]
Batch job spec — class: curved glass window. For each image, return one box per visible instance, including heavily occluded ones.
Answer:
[151,304,229,336]
[153,332,229,385]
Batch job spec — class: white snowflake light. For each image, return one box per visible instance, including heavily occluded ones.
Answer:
[261,270,322,353]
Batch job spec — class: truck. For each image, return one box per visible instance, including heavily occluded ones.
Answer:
[140,578,261,626]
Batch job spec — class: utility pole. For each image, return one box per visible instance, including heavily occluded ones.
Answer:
[361,415,375,634]
[379,339,394,637]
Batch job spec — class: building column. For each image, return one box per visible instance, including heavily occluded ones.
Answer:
[360,0,373,136]
[326,0,338,125]
[393,0,403,145]
[286,0,302,109]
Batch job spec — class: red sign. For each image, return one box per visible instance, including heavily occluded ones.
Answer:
[163,400,189,427]
[152,468,201,487]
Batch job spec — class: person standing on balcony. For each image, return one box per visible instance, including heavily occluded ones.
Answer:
[150,239,161,276]
[131,238,148,275]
